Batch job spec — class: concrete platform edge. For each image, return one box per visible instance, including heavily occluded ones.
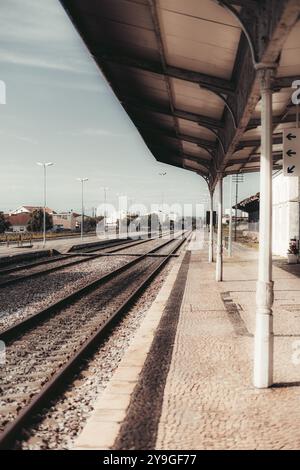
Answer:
[72,248,188,450]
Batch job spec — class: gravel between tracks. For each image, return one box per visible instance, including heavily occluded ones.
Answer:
[0,237,173,331]
[0,255,132,331]
[16,257,176,450]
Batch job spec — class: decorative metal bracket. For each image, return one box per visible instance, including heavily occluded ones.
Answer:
[199,85,237,129]
[197,123,226,155]
[214,0,258,66]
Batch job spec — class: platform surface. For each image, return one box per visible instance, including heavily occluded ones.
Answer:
[74,232,300,450]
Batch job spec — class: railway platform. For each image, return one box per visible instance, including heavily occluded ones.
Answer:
[0,234,112,259]
[74,233,300,450]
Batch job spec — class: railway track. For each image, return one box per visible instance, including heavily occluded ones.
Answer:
[0,234,168,288]
[0,237,132,273]
[0,232,189,449]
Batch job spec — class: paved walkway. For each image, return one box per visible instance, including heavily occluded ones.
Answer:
[156,243,300,450]
[74,233,300,450]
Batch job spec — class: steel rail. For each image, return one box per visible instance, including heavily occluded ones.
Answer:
[0,233,186,342]
[0,237,140,276]
[0,233,188,449]
[0,234,171,288]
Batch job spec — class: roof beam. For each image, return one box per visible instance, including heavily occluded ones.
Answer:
[148,144,214,167]
[226,0,258,7]
[236,135,282,150]
[146,0,186,164]
[95,51,235,96]
[137,124,217,149]
[125,99,224,130]
[248,113,299,129]
[274,76,300,89]
[148,146,212,176]
[214,0,300,189]
[225,165,282,175]
[227,151,282,166]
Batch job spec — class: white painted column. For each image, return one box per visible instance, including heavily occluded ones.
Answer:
[254,67,275,388]
[228,175,233,257]
[216,174,223,281]
[208,190,214,263]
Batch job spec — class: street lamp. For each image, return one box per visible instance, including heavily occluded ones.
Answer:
[232,173,244,241]
[159,172,167,230]
[101,187,109,236]
[77,178,88,240]
[36,162,54,248]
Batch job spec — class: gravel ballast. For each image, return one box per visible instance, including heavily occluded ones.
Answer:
[17,260,175,450]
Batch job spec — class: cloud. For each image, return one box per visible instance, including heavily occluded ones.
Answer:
[0,130,38,144]
[63,128,131,138]
[82,128,128,137]
[0,0,98,75]
[0,48,99,76]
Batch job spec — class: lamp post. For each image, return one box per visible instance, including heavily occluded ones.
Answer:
[159,172,167,233]
[159,172,167,211]
[100,187,109,237]
[228,175,233,257]
[232,174,244,241]
[77,178,88,240]
[36,162,54,248]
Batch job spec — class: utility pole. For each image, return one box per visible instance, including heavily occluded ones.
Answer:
[159,172,167,232]
[232,174,244,242]
[101,187,109,238]
[228,175,233,257]
[36,162,54,248]
[77,178,88,240]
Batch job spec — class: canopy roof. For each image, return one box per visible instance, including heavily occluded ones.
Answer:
[60,0,300,189]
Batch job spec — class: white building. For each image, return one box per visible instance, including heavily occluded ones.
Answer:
[272,171,299,257]
[11,206,55,215]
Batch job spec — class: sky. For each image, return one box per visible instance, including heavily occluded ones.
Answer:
[0,0,259,216]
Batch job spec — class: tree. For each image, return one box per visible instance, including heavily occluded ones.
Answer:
[27,209,53,232]
[84,216,104,232]
[0,212,10,234]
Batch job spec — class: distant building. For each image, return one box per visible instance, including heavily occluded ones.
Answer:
[272,172,299,257]
[6,213,31,232]
[52,212,81,231]
[234,193,260,224]
[11,206,55,215]
[234,172,300,257]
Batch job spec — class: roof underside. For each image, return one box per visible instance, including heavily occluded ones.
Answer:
[60,0,300,189]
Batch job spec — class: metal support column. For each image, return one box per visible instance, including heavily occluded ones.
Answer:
[234,177,238,241]
[228,176,233,257]
[254,67,275,388]
[216,174,223,282]
[208,190,214,263]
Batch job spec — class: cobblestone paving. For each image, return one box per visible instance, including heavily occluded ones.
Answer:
[156,247,300,450]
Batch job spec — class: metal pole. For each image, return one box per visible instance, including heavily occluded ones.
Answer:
[216,173,223,281]
[228,175,233,256]
[104,188,107,238]
[77,178,88,241]
[208,190,214,263]
[254,67,275,388]
[43,164,46,248]
[81,180,84,241]
[234,176,238,241]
